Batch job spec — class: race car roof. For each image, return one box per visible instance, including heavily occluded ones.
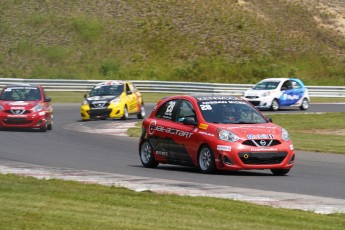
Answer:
[259,78,289,82]
[96,80,125,86]
[3,83,40,88]
[193,95,242,102]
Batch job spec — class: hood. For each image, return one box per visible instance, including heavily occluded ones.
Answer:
[244,89,274,97]
[0,100,39,110]
[214,123,282,139]
[87,95,117,102]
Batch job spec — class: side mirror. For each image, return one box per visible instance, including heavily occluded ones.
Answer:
[44,97,51,102]
[266,116,273,123]
[183,117,197,126]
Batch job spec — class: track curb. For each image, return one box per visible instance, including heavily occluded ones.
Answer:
[1,159,345,214]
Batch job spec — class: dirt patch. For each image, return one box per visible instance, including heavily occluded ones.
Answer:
[298,129,345,136]
[301,0,345,36]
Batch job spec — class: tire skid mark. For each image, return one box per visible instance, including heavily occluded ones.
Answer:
[63,121,137,136]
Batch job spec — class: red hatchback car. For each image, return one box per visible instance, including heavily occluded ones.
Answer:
[139,95,295,175]
[0,84,53,132]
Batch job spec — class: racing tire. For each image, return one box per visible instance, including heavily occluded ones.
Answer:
[40,123,47,132]
[270,99,280,111]
[137,103,145,119]
[198,145,216,174]
[300,98,309,110]
[271,169,290,176]
[121,106,129,120]
[47,122,52,130]
[140,140,158,168]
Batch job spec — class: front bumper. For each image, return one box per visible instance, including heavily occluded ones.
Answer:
[213,142,295,171]
[246,98,273,109]
[0,111,48,129]
[80,104,124,120]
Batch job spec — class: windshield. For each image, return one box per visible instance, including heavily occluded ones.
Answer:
[0,87,41,101]
[198,100,267,124]
[253,81,279,90]
[89,84,124,97]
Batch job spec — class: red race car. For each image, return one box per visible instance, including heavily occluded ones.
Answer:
[139,95,295,175]
[0,84,53,132]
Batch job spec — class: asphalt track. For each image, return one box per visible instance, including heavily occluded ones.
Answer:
[1,102,345,214]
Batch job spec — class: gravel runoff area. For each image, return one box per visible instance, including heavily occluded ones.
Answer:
[1,159,345,215]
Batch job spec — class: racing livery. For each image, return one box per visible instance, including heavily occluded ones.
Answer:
[243,78,310,111]
[139,95,295,175]
[0,84,53,132]
[80,80,145,120]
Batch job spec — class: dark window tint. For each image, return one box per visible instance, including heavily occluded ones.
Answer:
[155,100,178,121]
[89,84,124,96]
[291,80,302,89]
[0,87,41,101]
[281,81,293,90]
[176,100,196,123]
[253,81,279,90]
[198,100,267,124]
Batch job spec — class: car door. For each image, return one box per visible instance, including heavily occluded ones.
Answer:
[151,99,196,166]
[279,80,300,106]
[171,99,199,165]
[151,99,180,162]
[290,79,305,103]
[42,88,53,120]
[124,83,138,113]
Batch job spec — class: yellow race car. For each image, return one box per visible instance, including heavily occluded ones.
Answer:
[80,81,145,121]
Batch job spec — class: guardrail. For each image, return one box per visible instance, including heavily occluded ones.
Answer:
[0,78,344,97]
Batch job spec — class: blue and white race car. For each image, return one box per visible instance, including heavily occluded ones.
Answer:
[243,78,310,111]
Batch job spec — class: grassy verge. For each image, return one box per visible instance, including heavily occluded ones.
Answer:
[47,91,175,103]
[267,112,345,154]
[0,173,344,230]
[47,91,345,104]
[1,1,344,85]
[310,97,345,103]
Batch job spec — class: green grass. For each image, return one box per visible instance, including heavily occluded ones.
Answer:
[1,173,344,230]
[267,113,345,154]
[48,91,88,103]
[310,97,345,103]
[47,91,175,103]
[0,1,344,85]
[46,91,345,104]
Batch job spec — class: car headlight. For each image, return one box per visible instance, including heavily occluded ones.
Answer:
[110,97,121,105]
[31,103,43,112]
[0,104,3,111]
[281,128,290,141]
[261,91,271,97]
[217,128,240,142]
[81,100,89,106]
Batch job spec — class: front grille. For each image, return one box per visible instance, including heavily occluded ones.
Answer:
[90,102,110,108]
[238,152,287,165]
[245,96,259,99]
[242,139,281,147]
[3,118,31,125]
[248,101,260,106]
[89,108,112,117]
[5,110,30,115]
